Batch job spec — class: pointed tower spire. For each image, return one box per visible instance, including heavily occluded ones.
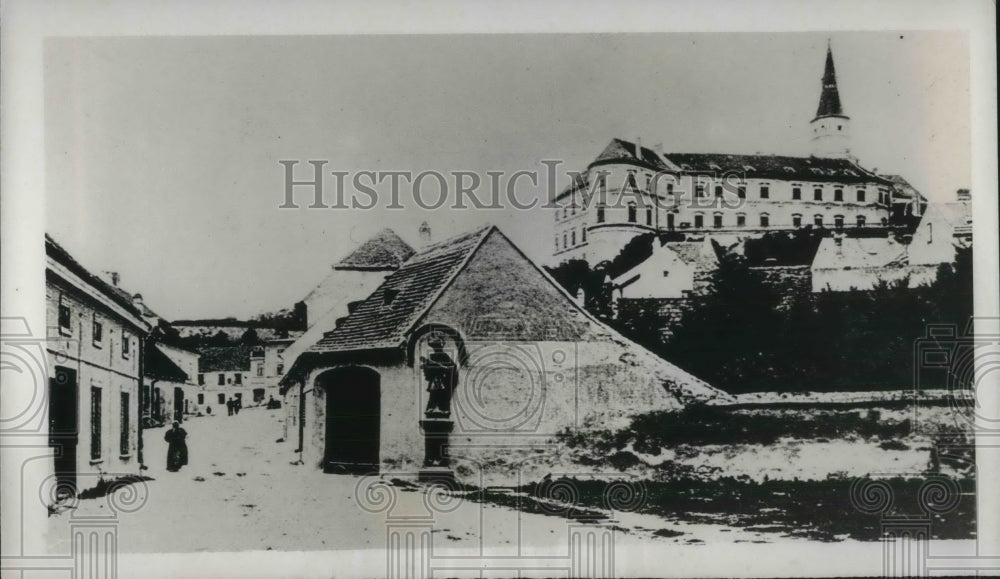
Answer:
[809,42,852,158]
[814,42,844,120]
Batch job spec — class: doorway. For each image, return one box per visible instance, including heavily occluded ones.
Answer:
[48,366,78,496]
[318,367,381,474]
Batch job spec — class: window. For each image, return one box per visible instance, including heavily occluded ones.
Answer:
[554,236,559,250]
[257,364,264,377]
[562,232,567,248]
[696,182,706,198]
[857,189,866,202]
[571,229,576,245]
[122,332,130,358]
[713,213,723,228]
[277,363,284,375]
[834,215,845,229]
[236,372,244,384]
[814,214,824,227]
[646,206,653,226]
[198,373,205,385]
[596,205,605,223]
[857,215,867,228]
[92,318,103,347]
[218,393,226,405]
[58,296,72,333]
[814,188,823,201]
[581,227,587,242]
[253,389,266,403]
[234,393,242,401]
[662,270,670,278]
[737,185,746,199]
[792,214,802,227]
[792,186,802,200]
[834,189,843,202]
[694,213,704,228]
[197,393,205,404]
[759,184,770,199]
[218,373,225,386]
[90,386,102,460]
[736,213,746,227]
[714,184,723,197]
[120,392,130,455]
[627,204,637,223]
[666,213,675,230]
[760,213,770,227]
[645,174,653,192]
[666,182,674,197]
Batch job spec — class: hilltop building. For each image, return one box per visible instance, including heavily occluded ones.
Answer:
[553,46,926,267]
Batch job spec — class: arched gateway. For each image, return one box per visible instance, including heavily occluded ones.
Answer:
[316,366,381,474]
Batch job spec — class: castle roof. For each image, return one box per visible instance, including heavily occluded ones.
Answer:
[663,152,890,185]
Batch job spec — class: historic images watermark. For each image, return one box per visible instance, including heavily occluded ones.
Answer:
[277,160,751,212]
[1,317,150,578]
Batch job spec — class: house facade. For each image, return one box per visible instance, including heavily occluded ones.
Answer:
[610,237,719,300]
[553,46,919,267]
[281,226,730,484]
[45,235,150,494]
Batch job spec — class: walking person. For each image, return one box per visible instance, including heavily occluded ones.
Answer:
[234,397,241,415]
[164,421,188,472]
[226,398,234,416]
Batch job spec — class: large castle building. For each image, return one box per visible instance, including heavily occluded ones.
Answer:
[553,46,925,266]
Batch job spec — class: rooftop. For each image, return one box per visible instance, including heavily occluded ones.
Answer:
[333,228,416,271]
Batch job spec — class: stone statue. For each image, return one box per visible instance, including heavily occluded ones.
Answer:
[420,336,458,418]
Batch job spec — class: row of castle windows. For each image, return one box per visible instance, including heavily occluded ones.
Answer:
[557,182,889,222]
[555,213,876,251]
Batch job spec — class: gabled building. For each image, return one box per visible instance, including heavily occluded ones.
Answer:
[278,227,416,442]
[280,225,729,483]
[610,237,719,300]
[554,46,902,267]
[45,235,150,494]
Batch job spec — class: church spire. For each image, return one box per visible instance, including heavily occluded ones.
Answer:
[809,42,852,158]
[814,43,845,120]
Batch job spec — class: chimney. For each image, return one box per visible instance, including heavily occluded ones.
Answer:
[418,221,432,248]
[105,271,120,286]
[635,136,642,151]
[574,287,585,307]
[653,142,664,155]
[132,293,144,309]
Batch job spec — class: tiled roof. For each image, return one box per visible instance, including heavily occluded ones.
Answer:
[663,153,890,185]
[664,241,713,268]
[881,174,927,203]
[334,228,416,271]
[45,234,146,321]
[812,237,907,271]
[592,138,670,170]
[308,226,492,354]
[198,345,253,372]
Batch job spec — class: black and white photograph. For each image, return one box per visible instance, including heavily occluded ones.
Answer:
[1,1,997,577]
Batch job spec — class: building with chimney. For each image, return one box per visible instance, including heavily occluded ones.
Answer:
[553,45,925,267]
[45,235,150,495]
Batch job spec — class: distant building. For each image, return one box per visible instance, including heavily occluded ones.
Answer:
[280,226,729,483]
[610,237,718,300]
[811,190,972,293]
[45,235,150,494]
[553,46,920,267]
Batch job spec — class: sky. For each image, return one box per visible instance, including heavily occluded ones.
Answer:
[44,32,970,321]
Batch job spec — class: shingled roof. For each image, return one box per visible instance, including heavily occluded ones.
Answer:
[308,226,491,354]
[663,152,890,185]
[333,228,416,271]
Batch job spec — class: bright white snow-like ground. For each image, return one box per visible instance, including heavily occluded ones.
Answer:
[46,408,835,554]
